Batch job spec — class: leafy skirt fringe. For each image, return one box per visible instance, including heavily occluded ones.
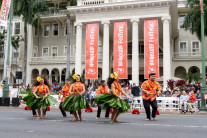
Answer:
[62,94,90,112]
[94,93,130,113]
[23,93,58,109]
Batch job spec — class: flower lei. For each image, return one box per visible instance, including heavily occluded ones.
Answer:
[148,79,158,90]
[113,81,122,92]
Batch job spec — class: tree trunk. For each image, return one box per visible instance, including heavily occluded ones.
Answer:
[66,13,71,80]
[23,22,28,86]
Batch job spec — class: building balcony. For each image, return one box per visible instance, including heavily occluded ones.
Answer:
[39,10,67,17]
[77,0,134,6]
[173,52,202,60]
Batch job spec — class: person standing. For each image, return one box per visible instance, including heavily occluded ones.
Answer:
[62,74,90,122]
[141,73,161,121]
[96,80,110,119]
[23,76,57,120]
[58,79,71,117]
[94,72,131,123]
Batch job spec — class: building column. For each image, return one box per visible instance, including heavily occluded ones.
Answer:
[101,20,110,81]
[131,18,139,86]
[75,22,83,75]
[162,16,171,90]
[26,24,33,85]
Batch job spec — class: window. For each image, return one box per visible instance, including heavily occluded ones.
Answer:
[52,47,58,57]
[179,42,188,56]
[14,22,20,34]
[43,47,49,57]
[53,24,58,36]
[64,46,67,56]
[34,27,38,36]
[179,15,185,29]
[13,48,19,58]
[33,47,38,57]
[191,41,200,56]
[0,45,4,58]
[43,24,50,37]
[98,44,103,59]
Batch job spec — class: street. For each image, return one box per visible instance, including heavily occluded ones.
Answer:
[0,109,206,138]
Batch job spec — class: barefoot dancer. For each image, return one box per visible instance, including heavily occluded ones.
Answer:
[62,74,90,122]
[23,77,57,119]
[58,79,71,117]
[94,72,131,123]
[141,73,161,121]
[96,80,110,119]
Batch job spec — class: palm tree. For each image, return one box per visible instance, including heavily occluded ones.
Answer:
[184,0,207,40]
[11,35,24,71]
[13,0,56,85]
[66,0,77,80]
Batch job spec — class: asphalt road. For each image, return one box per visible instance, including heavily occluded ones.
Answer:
[0,109,206,138]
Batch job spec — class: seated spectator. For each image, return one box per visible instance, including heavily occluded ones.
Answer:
[164,87,171,95]
[131,83,140,96]
[173,90,178,97]
[90,90,96,107]
[196,90,201,99]
[165,91,171,97]
[179,91,189,113]
[177,91,181,98]
[187,91,196,114]
[125,82,130,90]
[124,89,134,104]
[158,91,165,97]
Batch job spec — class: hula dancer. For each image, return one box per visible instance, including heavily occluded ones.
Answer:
[96,80,110,119]
[58,79,71,117]
[62,74,90,122]
[23,77,57,120]
[94,72,131,124]
[141,73,161,121]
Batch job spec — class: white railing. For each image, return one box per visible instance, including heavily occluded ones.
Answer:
[77,0,132,6]
[174,52,202,59]
[39,10,67,17]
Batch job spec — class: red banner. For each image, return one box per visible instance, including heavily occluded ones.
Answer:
[114,21,128,79]
[144,19,159,79]
[85,23,99,79]
[0,0,11,26]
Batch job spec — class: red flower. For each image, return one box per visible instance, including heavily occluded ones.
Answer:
[85,108,93,112]
[156,110,160,115]
[47,106,50,111]
[85,108,89,112]
[132,109,140,114]
[24,106,28,110]
[109,109,113,113]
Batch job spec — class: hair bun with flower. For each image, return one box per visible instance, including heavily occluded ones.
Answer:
[72,74,78,79]
[37,77,41,82]
[110,72,118,79]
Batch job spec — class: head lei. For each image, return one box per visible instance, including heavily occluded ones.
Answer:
[72,74,78,79]
[110,72,118,79]
[37,77,42,82]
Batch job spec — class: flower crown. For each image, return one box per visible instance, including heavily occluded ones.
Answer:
[110,72,118,79]
[72,74,78,79]
[37,77,42,82]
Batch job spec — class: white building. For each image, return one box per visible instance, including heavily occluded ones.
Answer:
[0,0,207,89]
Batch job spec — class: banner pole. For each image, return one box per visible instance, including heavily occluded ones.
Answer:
[3,0,13,98]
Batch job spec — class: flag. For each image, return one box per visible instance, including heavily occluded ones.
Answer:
[200,0,204,13]
[0,0,11,26]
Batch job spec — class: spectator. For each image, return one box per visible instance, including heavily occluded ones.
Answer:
[20,83,26,91]
[196,90,201,99]
[187,91,196,114]
[165,91,171,97]
[52,84,57,93]
[124,82,130,90]
[177,91,181,98]
[90,90,96,107]
[131,83,140,96]
[158,91,165,97]
[164,87,171,95]
[173,90,178,97]
[179,91,189,113]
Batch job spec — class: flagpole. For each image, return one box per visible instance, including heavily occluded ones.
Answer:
[200,0,207,111]
[3,0,13,98]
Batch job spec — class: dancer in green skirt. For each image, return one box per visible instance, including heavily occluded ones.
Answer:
[62,74,90,122]
[94,72,131,123]
[23,76,57,120]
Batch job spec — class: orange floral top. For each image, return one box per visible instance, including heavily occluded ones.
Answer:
[96,86,109,95]
[72,82,83,94]
[38,84,48,95]
[141,79,161,101]
[60,84,71,102]
[111,81,122,95]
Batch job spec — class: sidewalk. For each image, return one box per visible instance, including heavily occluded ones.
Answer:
[1,104,207,115]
